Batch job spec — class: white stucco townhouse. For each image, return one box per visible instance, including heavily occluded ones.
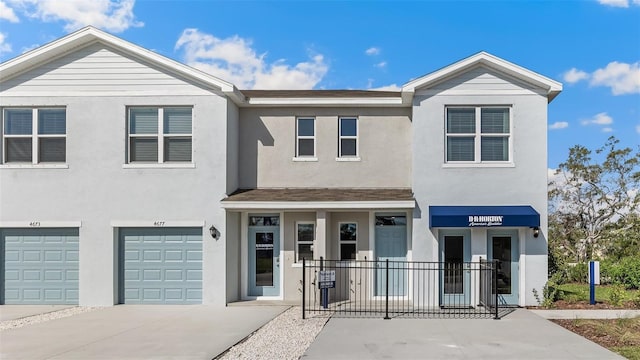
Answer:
[0,27,561,308]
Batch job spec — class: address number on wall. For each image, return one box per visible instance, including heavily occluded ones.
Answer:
[29,221,41,227]
[153,221,166,227]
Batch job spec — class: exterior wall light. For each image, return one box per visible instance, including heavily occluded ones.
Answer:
[209,225,220,240]
[532,227,540,238]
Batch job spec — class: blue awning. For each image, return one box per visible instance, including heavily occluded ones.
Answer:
[429,205,540,228]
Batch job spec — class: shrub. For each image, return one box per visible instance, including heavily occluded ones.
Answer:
[604,257,640,290]
[632,292,640,308]
[609,284,626,307]
[567,263,589,283]
[540,279,564,307]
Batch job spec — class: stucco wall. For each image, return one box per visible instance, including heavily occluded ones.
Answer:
[411,85,549,305]
[238,107,412,188]
[0,94,230,306]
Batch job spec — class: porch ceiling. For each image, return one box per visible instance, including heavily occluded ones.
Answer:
[221,188,415,209]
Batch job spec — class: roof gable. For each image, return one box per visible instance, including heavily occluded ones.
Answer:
[402,52,562,102]
[0,26,244,102]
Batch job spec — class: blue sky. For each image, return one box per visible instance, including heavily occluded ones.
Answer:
[1,0,638,169]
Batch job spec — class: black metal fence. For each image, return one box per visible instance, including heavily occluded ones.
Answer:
[302,258,506,319]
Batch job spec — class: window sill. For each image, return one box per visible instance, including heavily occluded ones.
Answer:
[0,164,69,169]
[442,162,515,168]
[336,157,361,162]
[122,163,196,169]
[292,157,318,162]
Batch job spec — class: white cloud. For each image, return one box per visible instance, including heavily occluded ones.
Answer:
[7,0,142,33]
[590,61,640,95]
[598,0,630,7]
[374,61,387,69]
[562,61,640,95]
[562,68,589,84]
[602,127,614,132]
[0,32,11,54]
[636,125,640,134]
[0,1,19,22]
[365,47,380,56]
[175,28,328,90]
[581,112,614,126]
[549,121,569,130]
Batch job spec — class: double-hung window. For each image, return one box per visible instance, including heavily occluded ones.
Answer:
[338,117,358,158]
[295,117,315,158]
[339,222,357,261]
[2,108,66,164]
[128,107,192,163]
[296,222,315,262]
[445,107,511,163]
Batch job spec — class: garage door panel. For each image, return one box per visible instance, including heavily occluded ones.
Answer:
[23,270,42,281]
[120,227,202,304]
[23,251,41,262]
[45,270,64,281]
[66,269,79,281]
[66,250,79,262]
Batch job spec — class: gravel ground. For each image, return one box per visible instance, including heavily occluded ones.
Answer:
[217,307,331,360]
[0,306,103,332]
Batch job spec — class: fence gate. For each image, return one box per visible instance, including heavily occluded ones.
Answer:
[302,258,507,319]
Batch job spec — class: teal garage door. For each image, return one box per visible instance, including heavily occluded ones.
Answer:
[120,227,202,304]
[1,228,79,304]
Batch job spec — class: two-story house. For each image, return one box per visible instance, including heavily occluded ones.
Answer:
[0,27,561,307]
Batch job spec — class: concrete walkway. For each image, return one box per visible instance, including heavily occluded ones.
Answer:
[0,305,75,321]
[302,309,623,359]
[0,305,288,360]
[531,309,640,319]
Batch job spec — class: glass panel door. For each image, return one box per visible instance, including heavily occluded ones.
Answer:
[440,231,471,307]
[488,230,519,305]
[248,216,280,296]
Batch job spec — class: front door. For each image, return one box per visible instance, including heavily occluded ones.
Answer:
[375,215,407,296]
[248,216,280,297]
[488,230,519,305]
[440,230,471,307]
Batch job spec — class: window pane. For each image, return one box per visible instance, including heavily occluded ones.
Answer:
[38,109,66,135]
[5,138,32,162]
[255,232,274,287]
[164,108,192,134]
[376,216,407,226]
[298,139,314,156]
[39,138,66,162]
[481,137,509,161]
[340,244,356,260]
[4,109,32,135]
[297,244,313,262]
[340,139,357,156]
[130,138,158,162]
[447,137,474,161]
[340,118,357,136]
[447,108,475,133]
[297,224,314,242]
[340,223,357,241]
[297,118,314,136]
[481,108,509,133]
[164,137,192,162]
[130,108,158,134]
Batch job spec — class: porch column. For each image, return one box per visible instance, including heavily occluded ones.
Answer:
[315,210,327,260]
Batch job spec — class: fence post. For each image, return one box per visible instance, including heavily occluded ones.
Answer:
[321,257,328,309]
[493,260,499,320]
[384,259,390,320]
[302,258,306,319]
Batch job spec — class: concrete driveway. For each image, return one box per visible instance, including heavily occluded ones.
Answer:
[0,305,288,360]
[302,309,623,359]
[0,305,75,321]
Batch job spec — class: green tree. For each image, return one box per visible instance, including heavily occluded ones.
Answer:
[549,136,640,263]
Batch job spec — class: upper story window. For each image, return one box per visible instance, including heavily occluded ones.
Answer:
[2,108,66,164]
[338,117,358,158]
[296,222,315,262]
[295,117,315,158]
[128,107,192,163]
[445,107,511,163]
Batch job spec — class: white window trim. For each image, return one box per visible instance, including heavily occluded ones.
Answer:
[2,107,67,165]
[295,117,316,158]
[338,221,358,261]
[338,116,359,159]
[295,221,315,264]
[445,106,513,166]
[127,106,193,164]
